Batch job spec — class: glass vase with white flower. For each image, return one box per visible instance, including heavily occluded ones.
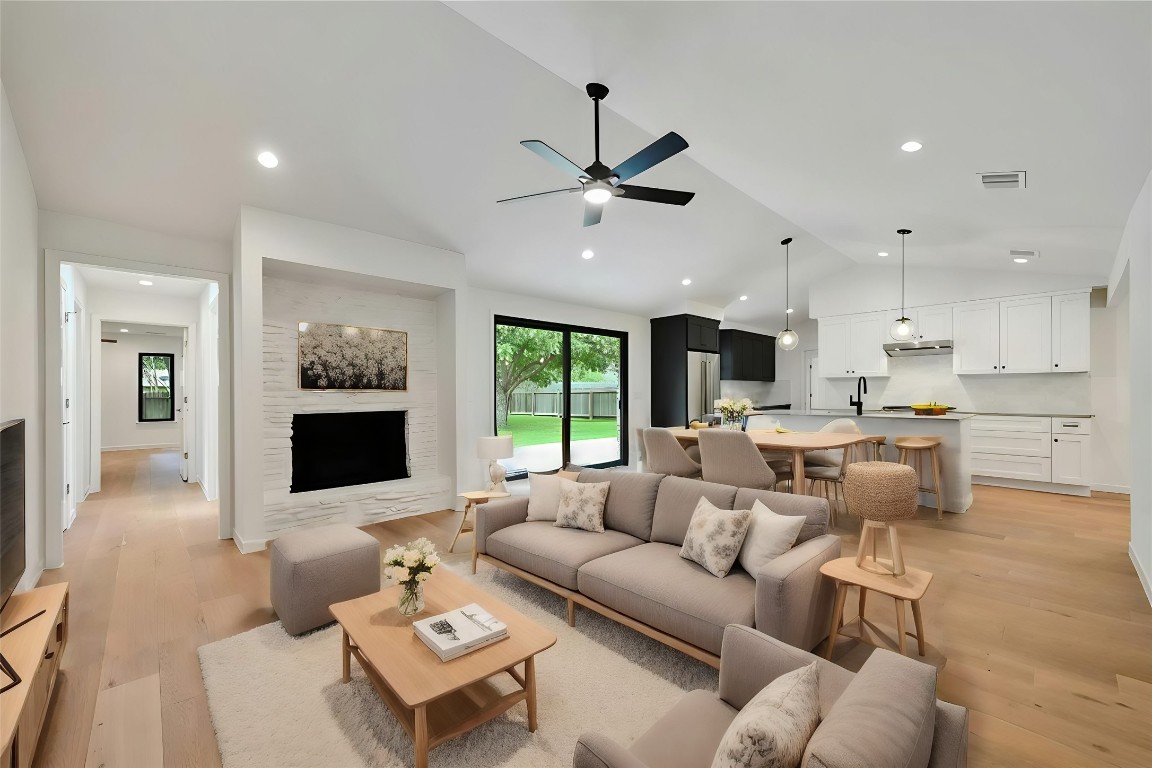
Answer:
[384,538,440,616]
[714,397,755,430]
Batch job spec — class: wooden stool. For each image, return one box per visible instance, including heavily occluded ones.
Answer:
[453,490,510,570]
[820,557,933,658]
[843,461,919,577]
[896,436,944,520]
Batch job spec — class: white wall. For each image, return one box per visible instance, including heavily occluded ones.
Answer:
[99,333,183,450]
[810,263,1104,319]
[262,276,451,533]
[461,287,652,490]
[1113,169,1151,604]
[1090,293,1131,493]
[1,83,44,590]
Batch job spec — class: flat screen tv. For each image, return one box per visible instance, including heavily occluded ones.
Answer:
[1,419,26,611]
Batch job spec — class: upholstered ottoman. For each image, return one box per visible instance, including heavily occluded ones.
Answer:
[270,524,381,635]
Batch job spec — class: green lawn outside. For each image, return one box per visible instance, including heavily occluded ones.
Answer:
[498,415,619,448]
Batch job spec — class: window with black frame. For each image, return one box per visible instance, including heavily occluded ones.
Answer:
[138,353,175,422]
[494,316,626,480]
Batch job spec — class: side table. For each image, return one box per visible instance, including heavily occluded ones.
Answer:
[819,556,933,659]
[453,490,510,571]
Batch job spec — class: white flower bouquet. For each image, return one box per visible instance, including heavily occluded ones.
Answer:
[714,397,755,425]
[384,537,440,615]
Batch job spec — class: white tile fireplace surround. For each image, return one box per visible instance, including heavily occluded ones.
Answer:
[262,275,451,534]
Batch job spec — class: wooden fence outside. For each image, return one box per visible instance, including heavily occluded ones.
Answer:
[509,389,619,419]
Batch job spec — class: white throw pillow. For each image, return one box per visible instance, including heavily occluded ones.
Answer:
[679,497,753,578]
[737,500,806,576]
[554,478,610,532]
[526,470,580,522]
[712,662,821,768]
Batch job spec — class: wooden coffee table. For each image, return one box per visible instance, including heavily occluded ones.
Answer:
[329,569,556,768]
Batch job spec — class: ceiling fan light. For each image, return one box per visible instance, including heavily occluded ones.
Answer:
[777,329,799,351]
[583,184,612,204]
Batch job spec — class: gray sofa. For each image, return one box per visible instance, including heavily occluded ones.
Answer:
[474,469,841,664]
[573,624,968,768]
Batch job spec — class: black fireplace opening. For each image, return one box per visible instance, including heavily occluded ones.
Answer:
[291,410,410,494]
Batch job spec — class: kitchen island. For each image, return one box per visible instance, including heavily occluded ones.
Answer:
[745,410,973,513]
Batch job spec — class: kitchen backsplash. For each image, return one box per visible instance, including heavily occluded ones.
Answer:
[818,355,1092,413]
[720,379,793,406]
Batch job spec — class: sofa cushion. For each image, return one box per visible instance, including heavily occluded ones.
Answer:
[577,542,755,655]
[680,497,753,578]
[578,468,664,540]
[486,522,643,590]
[737,500,806,576]
[652,476,739,546]
[555,478,611,532]
[712,662,821,768]
[802,650,937,768]
[733,488,828,545]
[630,690,739,768]
[526,470,581,521]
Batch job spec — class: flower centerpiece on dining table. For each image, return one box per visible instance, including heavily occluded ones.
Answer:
[714,397,755,430]
[384,537,440,616]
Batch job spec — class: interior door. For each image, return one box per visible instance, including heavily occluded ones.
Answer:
[60,281,75,530]
[180,328,190,482]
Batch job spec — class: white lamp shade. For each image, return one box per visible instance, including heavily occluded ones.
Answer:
[477,436,514,460]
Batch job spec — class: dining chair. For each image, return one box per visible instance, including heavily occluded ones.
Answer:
[642,428,703,478]
[697,429,777,490]
[804,418,863,526]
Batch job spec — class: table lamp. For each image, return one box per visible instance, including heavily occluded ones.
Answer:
[477,436,514,492]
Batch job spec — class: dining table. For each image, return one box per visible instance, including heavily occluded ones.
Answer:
[664,427,885,494]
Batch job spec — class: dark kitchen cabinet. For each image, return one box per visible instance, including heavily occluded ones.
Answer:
[651,314,722,427]
[720,329,776,382]
[686,315,720,353]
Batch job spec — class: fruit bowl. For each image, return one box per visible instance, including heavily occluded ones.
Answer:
[910,402,955,416]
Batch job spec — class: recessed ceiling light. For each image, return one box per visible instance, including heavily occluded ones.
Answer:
[257,151,279,168]
[138,280,153,286]
[901,141,923,152]
[1010,249,1037,264]
[120,328,129,333]
[581,249,594,260]
[681,278,692,286]
[739,295,748,301]
[877,252,888,257]
[786,308,794,314]
[1013,257,1029,264]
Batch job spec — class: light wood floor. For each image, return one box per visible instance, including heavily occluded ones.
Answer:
[32,449,1152,768]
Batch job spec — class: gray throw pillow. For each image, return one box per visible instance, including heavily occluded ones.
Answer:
[712,661,821,768]
[680,497,753,577]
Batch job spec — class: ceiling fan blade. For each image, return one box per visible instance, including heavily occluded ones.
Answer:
[610,132,689,184]
[497,187,580,204]
[618,184,695,206]
[583,200,604,227]
[521,140,590,180]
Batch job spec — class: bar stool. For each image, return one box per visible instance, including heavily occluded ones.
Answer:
[896,436,944,520]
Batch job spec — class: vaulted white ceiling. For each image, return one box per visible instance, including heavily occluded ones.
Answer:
[4,2,1149,327]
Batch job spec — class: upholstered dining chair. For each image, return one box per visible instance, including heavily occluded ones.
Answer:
[697,429,777,490]
[804,418,862,526]
[642,428,703,478]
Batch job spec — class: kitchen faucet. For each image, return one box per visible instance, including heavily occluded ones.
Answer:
[849,376,867,416]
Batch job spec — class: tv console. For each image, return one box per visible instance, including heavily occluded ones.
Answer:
[0,583,69,768]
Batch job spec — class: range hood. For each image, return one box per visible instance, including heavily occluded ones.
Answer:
[883,339,953,357]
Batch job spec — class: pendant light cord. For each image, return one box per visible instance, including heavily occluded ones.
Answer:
[901,232,905,316]
[785,242,789,330]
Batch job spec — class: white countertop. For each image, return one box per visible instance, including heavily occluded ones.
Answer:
[754,409,973,421]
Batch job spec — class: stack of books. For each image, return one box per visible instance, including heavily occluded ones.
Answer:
[412,603,508,662]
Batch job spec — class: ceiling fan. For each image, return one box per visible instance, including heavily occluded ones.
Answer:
[498,83,695,227]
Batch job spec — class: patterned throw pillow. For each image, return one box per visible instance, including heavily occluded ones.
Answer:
[712,662,821,768]
[554,478,610,532]
[679,497,753,577]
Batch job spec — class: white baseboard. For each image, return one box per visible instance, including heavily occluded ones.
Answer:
[16,562,45,592]
[1091,483,1131,495]
[1131,543,1152,608]
[232,528,268,554]
[102,443,180,452]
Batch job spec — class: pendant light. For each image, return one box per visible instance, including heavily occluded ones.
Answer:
[890,228,915,341]
[777,237,799,351]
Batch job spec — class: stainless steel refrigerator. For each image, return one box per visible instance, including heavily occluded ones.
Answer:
[686,351,720,422]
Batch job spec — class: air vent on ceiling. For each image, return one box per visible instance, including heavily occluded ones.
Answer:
[1010,249,1038,264]
[145,331,167,335]
[981,171,1026,190]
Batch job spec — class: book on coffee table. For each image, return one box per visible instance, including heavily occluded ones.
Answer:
[412,603,509,662]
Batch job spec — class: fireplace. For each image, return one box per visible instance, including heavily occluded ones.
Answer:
[290,410,410,494]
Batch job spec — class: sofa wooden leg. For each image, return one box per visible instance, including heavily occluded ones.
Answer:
[567,599,576,627]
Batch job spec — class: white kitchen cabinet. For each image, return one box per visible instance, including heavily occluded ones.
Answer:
[818,313,888,377]
[916,305,953,341]
[1051,434,1090,485]
[1051,292,1091,372]
[953,301,1000,374]
[1000,296,1052,373]
[971,453,1053,482]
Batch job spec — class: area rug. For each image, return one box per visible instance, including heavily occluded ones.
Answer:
[199,564,719,767]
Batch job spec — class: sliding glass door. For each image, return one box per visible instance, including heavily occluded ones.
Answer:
[494,317,627,478]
